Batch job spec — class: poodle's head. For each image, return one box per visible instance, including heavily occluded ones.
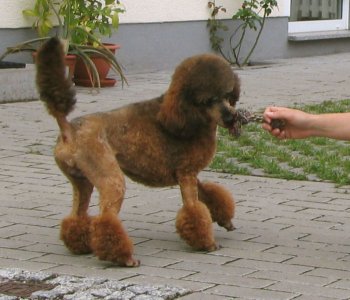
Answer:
[158,54,241,138]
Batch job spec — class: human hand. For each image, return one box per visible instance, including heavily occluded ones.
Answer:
[262,106,313,139]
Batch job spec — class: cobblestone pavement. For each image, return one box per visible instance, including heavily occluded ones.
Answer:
[0,53,350,299]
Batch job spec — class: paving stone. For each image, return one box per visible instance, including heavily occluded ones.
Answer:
[205,285,298,299]
[184,272,275,288]
[326,279,350,290]
[247,270,334,286]
[125,275,213,292]
[180,293,230,300]
[168,261,253,277]
[226,259,314,274]
[0,248,44,261]
[268,281,350,299]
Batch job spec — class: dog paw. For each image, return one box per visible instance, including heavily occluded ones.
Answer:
[124,258,141,267]
[207,243,221,252]
[218,220,236,231]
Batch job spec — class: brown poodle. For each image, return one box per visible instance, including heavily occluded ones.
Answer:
[36,37,240,267]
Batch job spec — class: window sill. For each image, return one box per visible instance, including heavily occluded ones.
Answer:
[288,30,350,41]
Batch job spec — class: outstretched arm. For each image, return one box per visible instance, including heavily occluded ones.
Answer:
[262,106,350,141]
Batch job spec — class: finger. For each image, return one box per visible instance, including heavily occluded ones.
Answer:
[263,110,274,123]
[271,128,282,137]
[263,115,272,123]
[261,123,272,131]
[267,106,282,113]
[264,111,278,122]
[276,130,287,140]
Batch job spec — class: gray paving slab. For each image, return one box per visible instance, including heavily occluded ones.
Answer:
[0,52,350,299]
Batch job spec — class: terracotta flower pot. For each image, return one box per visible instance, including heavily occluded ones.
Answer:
[73,43,120,87]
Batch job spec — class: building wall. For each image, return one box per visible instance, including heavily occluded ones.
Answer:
[1,0,350,72]
[0,0,287,29]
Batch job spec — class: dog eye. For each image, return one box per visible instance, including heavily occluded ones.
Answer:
[207,96,219,106]
[225,91,238,105]
[225,92,233,99]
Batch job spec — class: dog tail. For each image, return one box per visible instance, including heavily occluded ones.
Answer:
[36,37,76,141]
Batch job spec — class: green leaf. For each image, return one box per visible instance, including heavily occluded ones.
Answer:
[44,19,52,29]
[111,13,119,29]
[22,9,37,17]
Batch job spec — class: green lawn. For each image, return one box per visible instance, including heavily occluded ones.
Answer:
[211,99,350,186]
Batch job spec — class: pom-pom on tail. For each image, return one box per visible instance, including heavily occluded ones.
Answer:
[36,37,76,119]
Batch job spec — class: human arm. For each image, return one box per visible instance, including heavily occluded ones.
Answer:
[262,106,350,141]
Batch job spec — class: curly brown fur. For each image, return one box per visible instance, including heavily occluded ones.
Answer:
[36,37,76,118]
[90,213,139,267]
[60,215,93,254]
[176,202,217,251]
[198,181,236,231]
[36,38,239,267]
[157,54,240,138]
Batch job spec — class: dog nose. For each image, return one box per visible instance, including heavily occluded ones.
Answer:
[221,107,235,125]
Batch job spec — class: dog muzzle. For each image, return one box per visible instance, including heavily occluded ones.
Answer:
[226,109,250,137]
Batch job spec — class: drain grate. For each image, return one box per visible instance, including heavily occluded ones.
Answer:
[0,280,57,298]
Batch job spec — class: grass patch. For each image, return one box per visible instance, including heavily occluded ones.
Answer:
[211,99,350,186]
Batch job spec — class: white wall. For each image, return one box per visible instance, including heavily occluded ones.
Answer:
[0,0,33,28]
[119,0,242,23]
[0,0,289,28]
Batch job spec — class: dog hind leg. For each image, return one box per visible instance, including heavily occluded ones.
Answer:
[60,176,94,254]
[77,139,139,267]
[90,173,139,267]
[198,180,235,231]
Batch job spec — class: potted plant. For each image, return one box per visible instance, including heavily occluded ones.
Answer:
[65,0,125,87]
[0,0,126,88]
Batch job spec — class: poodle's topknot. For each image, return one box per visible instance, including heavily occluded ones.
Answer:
[169,54,238,105]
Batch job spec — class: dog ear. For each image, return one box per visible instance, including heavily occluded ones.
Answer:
[157,92,205,138]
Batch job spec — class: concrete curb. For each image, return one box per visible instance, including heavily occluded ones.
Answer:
[0,64,38,103]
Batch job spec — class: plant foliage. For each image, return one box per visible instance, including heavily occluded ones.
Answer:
[1,0,126,87]
[207,0,278,67]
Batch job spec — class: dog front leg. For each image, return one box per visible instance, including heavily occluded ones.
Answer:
[175,174,218,251]
[198,180,236,231]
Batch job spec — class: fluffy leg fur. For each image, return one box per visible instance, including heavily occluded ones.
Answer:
[90,213,139,267]
[198,181,235,231]
[60,215,93,254]
[176,202,217,251]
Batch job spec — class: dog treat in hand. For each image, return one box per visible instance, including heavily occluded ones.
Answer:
[270,118,286,130]
[234,109,285,131]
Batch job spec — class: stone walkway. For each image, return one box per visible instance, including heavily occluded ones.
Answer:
[0,53,350,299]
